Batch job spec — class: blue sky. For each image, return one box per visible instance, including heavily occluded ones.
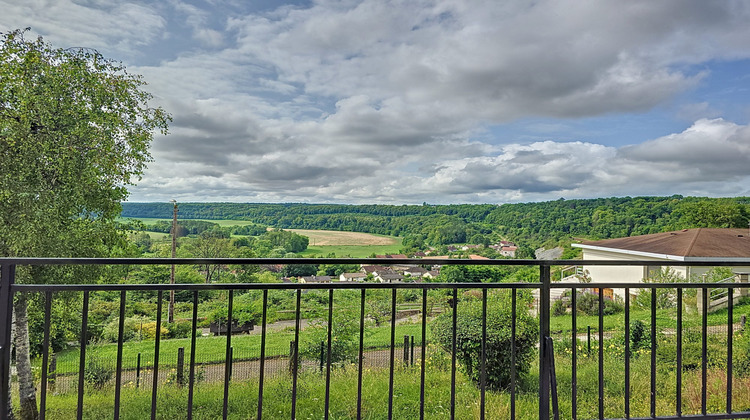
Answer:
[3,0,750,204]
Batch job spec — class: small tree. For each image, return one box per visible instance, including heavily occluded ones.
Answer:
[634,267,684,309]
[431,290,538,390]
[302,298,362,365]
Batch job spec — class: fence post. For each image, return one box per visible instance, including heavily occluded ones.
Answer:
[289,341,297,374]
[320,341,325,373]
[403,335,409,365]
[587,326,592,355]
[539,263,551,420]
[49,354,57,393]
[410,335,415,367]
[136,353,141,389]
[177,347,185,386]
[0,264,15,420]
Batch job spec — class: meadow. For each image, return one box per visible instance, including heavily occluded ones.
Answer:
[121,218,403,256]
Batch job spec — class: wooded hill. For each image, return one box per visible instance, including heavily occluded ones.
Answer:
[121,196,750,248]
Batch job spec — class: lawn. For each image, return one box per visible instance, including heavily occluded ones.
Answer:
[43,323,428,376]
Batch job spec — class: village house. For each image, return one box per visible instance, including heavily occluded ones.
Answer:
[339,272,367,282]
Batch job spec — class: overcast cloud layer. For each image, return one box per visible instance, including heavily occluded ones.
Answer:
[3,0,750,203]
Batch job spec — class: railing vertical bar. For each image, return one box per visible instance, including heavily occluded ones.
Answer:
[151,290,163,420]
[76,290,89,420]
[388,287,397,420]
[598,288,604,420]
[357,289,366,420]
[187,291,199,420]
[324,289,334,419]
[624,288,630,419]
[0,264,15,420]
[450,287,458,420]
[420,288,427,420]
[539,264,551,420]
[114,290,127,420]
[702,286,708,415]
[727,286,733,414]
[223,290,234,420]
[677,287,683,417]
[650,288,657,418]
[480,288,487,420]
[291,289,301,420]
[39,291,52,420]
[257,289,268,420]
[572,287,577,420]
[511,288,517,419]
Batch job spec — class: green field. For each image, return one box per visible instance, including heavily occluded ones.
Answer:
[122,218,404,255]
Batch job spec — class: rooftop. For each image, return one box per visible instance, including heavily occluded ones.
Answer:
[573,228,750,260]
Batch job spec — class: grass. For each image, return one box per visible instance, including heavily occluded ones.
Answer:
[299,244,403,258]
[30,340,750,419]
[43,323,429,376]
[550,296,750,335]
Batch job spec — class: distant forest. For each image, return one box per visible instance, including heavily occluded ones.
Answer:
[121,196,750,248]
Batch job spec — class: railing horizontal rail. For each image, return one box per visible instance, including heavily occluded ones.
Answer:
[3,257,750,266]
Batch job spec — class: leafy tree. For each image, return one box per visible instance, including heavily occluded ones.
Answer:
[0,29,168,419]
[431,291,538,389]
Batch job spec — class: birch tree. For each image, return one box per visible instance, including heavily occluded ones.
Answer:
[0,29,168,419]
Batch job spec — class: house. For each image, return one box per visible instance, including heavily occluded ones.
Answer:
[403,267,428,277]
[340,272,367,282]
[499,246,517,257]
[377,273,405,283]
[572,228,750,300]
[297,275,333,283]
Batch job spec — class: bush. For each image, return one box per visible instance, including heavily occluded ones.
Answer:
[629,320,649,351]
[573,291,623,316]
[165,320,194,339]
[102,315,152,342]
[84,354,113,390]
[430,290,538,390]
[552,299,568,316]
[302,301,361,365]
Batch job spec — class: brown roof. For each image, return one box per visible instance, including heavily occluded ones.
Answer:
[577,228,750,258]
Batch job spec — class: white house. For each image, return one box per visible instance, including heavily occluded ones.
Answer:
[572,228,750,299]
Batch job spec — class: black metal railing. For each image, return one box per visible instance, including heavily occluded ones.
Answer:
[0,257,749,419]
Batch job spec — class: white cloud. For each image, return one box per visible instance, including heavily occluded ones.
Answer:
[5,0,750,203]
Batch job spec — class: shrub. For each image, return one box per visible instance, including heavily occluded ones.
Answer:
[574,291,623,316]
[629,320,649,351]
[430,290,538,390]
[165,320,194,339]
[140,322,169,340]
[84,354,113,390]
[102,315,151,342]
[552,299,568,316]
[302,301,361,365]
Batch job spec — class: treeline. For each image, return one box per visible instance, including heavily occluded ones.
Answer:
[487,196,750,244]
[121,196,750,248]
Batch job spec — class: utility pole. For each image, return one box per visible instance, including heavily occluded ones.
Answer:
[169,199,177,323]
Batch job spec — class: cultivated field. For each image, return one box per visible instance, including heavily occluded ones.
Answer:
[283,229,399,246]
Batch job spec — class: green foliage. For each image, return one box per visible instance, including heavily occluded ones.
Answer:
[634,267,684,309]
[206,292,263,325]
[102,315,152,342]
[628,320,649,351]
[302,299,363,365]
[84,352,113,390]
[262,229,309,253]
[431,291,538,389]
[0,29,169,261]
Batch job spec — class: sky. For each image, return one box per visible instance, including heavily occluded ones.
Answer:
[3,0,750,205]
